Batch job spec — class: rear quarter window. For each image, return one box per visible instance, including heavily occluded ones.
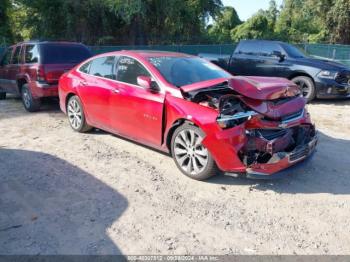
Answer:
[25,45,39,64]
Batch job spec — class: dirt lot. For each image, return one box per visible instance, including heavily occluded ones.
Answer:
[0,96,350,255]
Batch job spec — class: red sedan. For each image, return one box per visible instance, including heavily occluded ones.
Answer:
[58,50,317,180]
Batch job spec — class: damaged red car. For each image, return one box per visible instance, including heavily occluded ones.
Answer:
[58,51,317,180]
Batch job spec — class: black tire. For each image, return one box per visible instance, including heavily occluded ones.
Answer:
[171,123,221,180]
[291,76,316,102]
[21,84,41,112]
[0,92,6,100]
[67,95,92,133]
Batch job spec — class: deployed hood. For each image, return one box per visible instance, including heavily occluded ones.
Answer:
[181,76,305,120]
[180,76,300,101]
[228,76,300,100]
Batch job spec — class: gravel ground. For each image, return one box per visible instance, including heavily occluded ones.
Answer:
[0,96,349,255]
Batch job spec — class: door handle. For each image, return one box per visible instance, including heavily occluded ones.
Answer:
[80,81,88,86]
[112,89,120,94]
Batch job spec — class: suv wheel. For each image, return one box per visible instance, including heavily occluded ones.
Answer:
[291,76,316,102]
[171,123,221,180]
[21,84,41,112]
[0,92,6,100]
[67,96,92,133]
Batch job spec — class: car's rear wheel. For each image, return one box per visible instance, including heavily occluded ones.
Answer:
[0,92,6,100]
[67,95,92,133]
[21,84,41,112]
[171,123,220,180]
[291,76,316,102]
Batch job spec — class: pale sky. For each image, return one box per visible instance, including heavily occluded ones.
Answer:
[222,0,284,21]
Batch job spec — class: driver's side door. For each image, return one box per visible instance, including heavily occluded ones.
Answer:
[110,56,165,147]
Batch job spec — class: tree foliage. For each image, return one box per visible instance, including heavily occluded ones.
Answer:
[1,0,350,46]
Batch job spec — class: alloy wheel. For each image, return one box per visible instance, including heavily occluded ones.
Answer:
[67,99,82,130]
[294,79,311,97]
[173,129,209,176]
[22,88,31,108]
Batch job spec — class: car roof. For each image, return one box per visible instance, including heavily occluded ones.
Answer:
[99,50,193,59]
[241,39,285,45]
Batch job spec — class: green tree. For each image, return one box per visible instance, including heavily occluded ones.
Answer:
[326,0,350,44]
[230,10,273,41]
[208,6,241,43]
[0,0,13,45]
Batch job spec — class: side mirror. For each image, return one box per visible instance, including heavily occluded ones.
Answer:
[137,76,159,92]
[272,51,285,62]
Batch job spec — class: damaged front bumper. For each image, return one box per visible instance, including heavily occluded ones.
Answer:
[245,134,318,179]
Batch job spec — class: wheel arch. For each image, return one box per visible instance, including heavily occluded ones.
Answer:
[16,78,28,94]
[65,92,77,111]
[288,71,314,83]
[165,118,198,153]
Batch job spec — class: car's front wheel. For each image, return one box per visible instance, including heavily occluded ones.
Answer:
[67,95,92,133]
[21,84,41,112]
[171,123,220,180]
[291,76,316,102]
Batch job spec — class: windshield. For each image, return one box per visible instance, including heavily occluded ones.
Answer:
[282,43,307,58]
[41,44,92,64]
[148,56,231,87]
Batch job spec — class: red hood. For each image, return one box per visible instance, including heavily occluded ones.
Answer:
[229,76,300,100]
[180,76,299,100]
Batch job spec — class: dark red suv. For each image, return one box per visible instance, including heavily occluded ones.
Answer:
[0,41,92,111]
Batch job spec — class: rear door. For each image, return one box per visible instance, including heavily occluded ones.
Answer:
[0,47,14,92]
[110,56,164,146]
[7,45,23,92]
[230,41,263,76]
[76,56,117,129]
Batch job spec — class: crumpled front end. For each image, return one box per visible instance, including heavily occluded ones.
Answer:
[181,76,318,178]
[242,121,317,178]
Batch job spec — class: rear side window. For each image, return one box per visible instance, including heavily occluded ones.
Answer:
[41,44,92,64]
[235,41,260,55]
[1,47,13,65]
[13,46,22,64]
[89,56,116,80]
[25,45,39,63]
[79,61,91,74]
[116,56,150,85]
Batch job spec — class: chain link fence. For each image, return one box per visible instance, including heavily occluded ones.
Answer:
[2,43,350,66]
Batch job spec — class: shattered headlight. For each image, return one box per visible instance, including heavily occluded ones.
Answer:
[217,111,258,129]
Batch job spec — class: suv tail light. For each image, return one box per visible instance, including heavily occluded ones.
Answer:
[37,65,46,83]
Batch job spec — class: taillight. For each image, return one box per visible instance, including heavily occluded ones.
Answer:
[37,65,46,82]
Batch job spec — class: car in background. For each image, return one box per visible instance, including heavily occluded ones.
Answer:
[200,40,350,102]
[0,41,92,111]
[59,50,317,180]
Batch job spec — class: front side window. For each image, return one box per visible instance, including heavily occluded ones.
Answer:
[148,56,231,87]
[260,43,283,57]
[116,56,151,85]
[13,46,22,64]
[89,56,116,80]
[25,45,39,64]
[1,47,14,66]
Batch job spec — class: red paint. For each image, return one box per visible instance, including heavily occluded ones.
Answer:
[59,50,317,177]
